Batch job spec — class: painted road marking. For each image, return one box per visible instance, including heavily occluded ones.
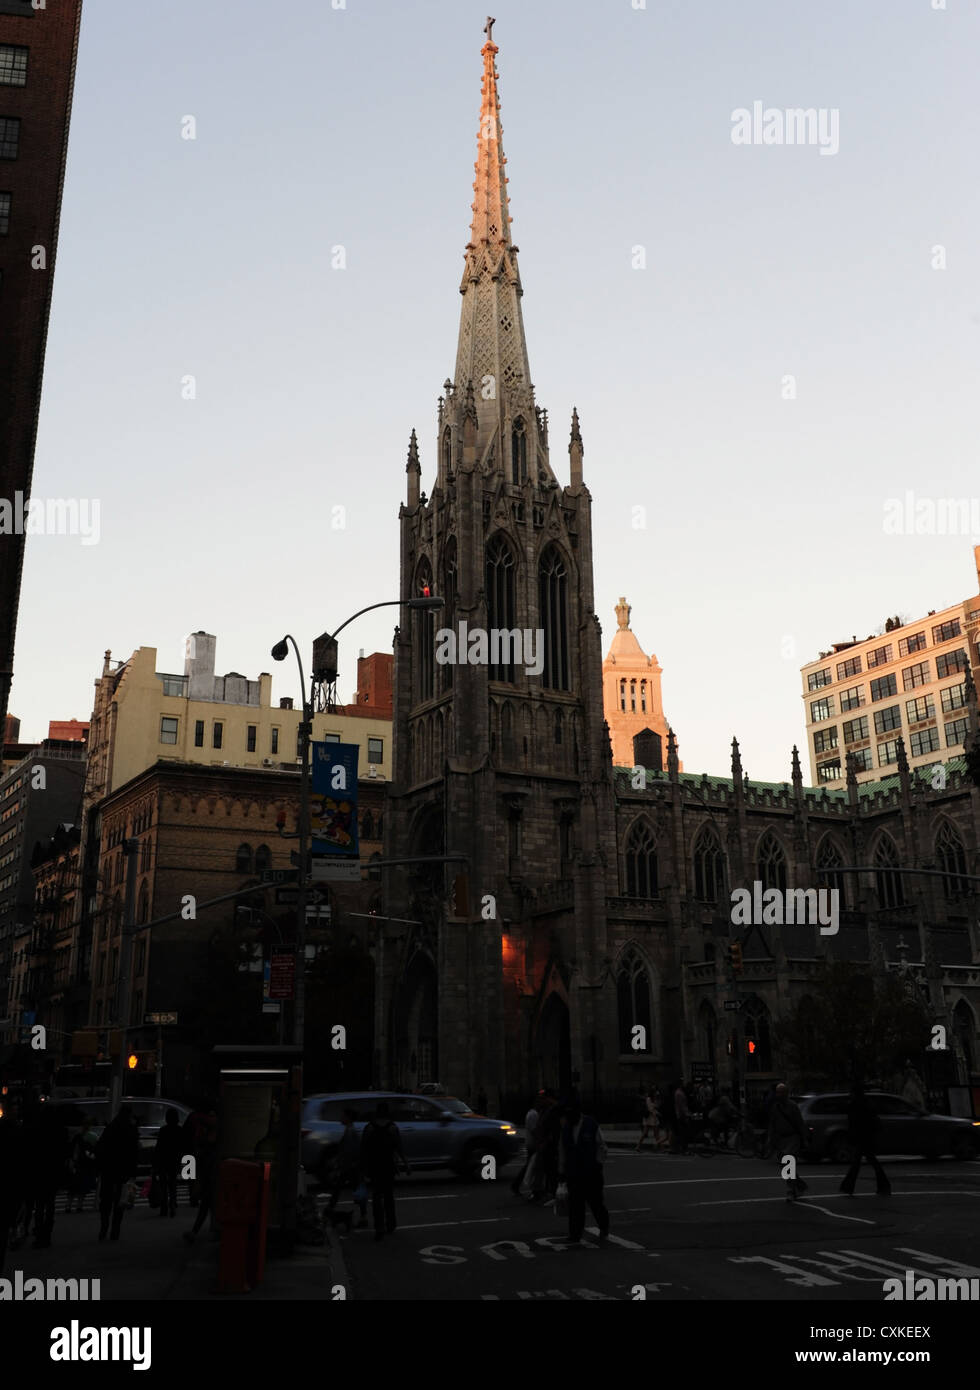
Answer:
[728,1245,980,1290]
[419,1230,654,1264]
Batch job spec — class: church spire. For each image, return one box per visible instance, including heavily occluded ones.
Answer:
[449,21,554,485]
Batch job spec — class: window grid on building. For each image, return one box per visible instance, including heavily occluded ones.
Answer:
[808,668,831,691]
[866,644,893,669]
[870,675,897,701]
[160,717,178,745]
[840,686,865,712]
[850,746,874,771]
[909,727,940,757]
[899,631,926,657]
[906,695,934,723]
[944,717,969,747]
[813,727,838,753]
[0,190,11,234]
[873,705,902,735]
[931,619,961,644]
[810,697,834,723]
[842,715,869,743]
[936,650,968,679]
[940,684,966,714]
[877,739,900,766]
[0,46,28,86]
[0,116,20,159]
[902,661,930,691]
[836,656,862,680]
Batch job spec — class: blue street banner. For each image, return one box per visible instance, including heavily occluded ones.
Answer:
[311,741,359,857]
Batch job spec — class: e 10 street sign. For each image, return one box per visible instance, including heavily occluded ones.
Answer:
[260,868,299,884]
[145,1012,177,1025]
[723,1000,741,1012]
[275,885,328,906]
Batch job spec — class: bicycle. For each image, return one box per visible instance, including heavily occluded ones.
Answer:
[735,1118,773,1160]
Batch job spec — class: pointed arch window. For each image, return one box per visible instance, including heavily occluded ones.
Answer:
[485,535,517,682]
[619,679,626,713]
[539,547,569,690]
[616,947,653,1054]
[625,821,658,898]
[693,827,725,903]
[640,680,647,713]
[815,837,848,908]
[874,834,904,909]
[936,821,969,898]
[255,844,271,874]
[511,417,527,484]
[442,538,458,692]
[442,427,452,475]
[415,557,435,702]
[757,831,787,893]
[630,680,636,712]
[235,844,253,874]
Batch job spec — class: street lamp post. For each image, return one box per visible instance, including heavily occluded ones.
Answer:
[271,593,442,1055]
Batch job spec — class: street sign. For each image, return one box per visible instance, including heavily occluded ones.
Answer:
[144,1012,177,1025]
[275,885,328,906]
[262,1001,281,1015]
[723,1000,741,1012]
[311,860,361,882]
[269,951,295,1001]
[259,868,299,884]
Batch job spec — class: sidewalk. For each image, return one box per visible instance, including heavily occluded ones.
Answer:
[3,1199,350,1301]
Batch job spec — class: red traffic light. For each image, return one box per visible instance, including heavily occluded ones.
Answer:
[746,1039,756,1054]
[422,584,431,597]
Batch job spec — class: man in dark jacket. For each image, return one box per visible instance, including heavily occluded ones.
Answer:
[359,1102,410,1242]
[326,1107,367,1227]
[95,1106,140,1241]
[840,1083,891,1196]
[22,1102,70,1249]
[767,1083,808,1203]
[0,1098,25,1273]
[558,1102,610,1244]
[152,1109,183,1218]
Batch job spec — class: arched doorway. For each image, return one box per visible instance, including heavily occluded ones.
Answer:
[394,951,438,1091]
[536,991,571,1096]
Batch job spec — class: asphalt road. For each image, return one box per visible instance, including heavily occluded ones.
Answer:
[333,1148,980,1303]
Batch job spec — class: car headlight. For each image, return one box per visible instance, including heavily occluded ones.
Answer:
[500,1125,516,1133]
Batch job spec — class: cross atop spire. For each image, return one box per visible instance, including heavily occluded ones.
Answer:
[484,15,496,42]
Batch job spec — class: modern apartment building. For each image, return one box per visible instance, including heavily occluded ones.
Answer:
[0,0,84,732]
[801,546,980,786]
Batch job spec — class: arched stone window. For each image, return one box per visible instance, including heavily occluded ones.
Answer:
[442,537,458,691]
[442,427,452,474]
[616,946,653,1054]
[640,680,647,713]
[255,844,271,874]
[511,417,527,484]
[485,534,517,682]
[137,880,149,926]
[816,836,848,909]
[757,831,787,893]
[936,821,969,898]
[874,834,904,909]
[693,827,725,903]
[539,547,569,691]
[625,820,658,898]
[630,680,636,712]
[235,844,252,874]
[619,679,626,712]
[415,557,435,702]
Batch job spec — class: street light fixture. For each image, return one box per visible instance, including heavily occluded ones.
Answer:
[270,594,442,1052]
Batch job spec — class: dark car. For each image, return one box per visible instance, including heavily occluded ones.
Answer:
[797,1091,980,1163]
[301,1091,520,1181]
[41,1096,191,1171]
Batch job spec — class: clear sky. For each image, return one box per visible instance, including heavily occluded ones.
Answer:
[12,0,980,782]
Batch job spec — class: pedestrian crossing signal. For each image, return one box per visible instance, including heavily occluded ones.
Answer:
[746,1039,756,1055]
[127,1053,139,1070]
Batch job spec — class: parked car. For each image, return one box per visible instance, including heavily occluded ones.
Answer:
[41,1096,191,1171]
[797,1091,980,1163]
[301,1091,519,1181]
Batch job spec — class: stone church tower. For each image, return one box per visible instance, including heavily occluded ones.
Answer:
[602,597,680,770]
[383,23,618,1102]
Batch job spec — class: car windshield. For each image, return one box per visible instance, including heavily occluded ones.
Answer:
[441,1097,476,1115]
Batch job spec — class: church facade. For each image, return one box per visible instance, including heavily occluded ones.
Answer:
[378,26,980,1115]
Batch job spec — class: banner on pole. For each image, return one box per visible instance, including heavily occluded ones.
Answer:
[311,742,359,857]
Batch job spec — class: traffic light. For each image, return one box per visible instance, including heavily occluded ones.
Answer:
[746,1039,756,1055]
[127,1051,156,1073]
[728,941,743,976]
[127,1052,139,1071]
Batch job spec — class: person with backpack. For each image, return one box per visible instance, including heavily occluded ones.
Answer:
[767,1083,808,1203]
[840,1082,891,1197]
[359,1101,410,1242]
[557,1101,609,1244]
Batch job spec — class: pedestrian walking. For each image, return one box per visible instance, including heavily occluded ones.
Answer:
[326,1107,368,1228]
[557,1101,609,1245]
[671,1078,691,1152]
[767,1083,808,1202]
[95,1106,140,1242]
[182,1106,218,1243]
[839,1082,891,1197]
[510,1091,542,1196]
[635,1088,659,1151]
[360,1101,410,1242]
[22,1101,70,1249]
[152,1108,183,1218]
[0,1096,25,1273]
[707,1090,739,1148]
[65,1113,99,1213]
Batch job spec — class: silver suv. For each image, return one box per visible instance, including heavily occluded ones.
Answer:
[301,1091,519,1180]
[797,1091,979,1163]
